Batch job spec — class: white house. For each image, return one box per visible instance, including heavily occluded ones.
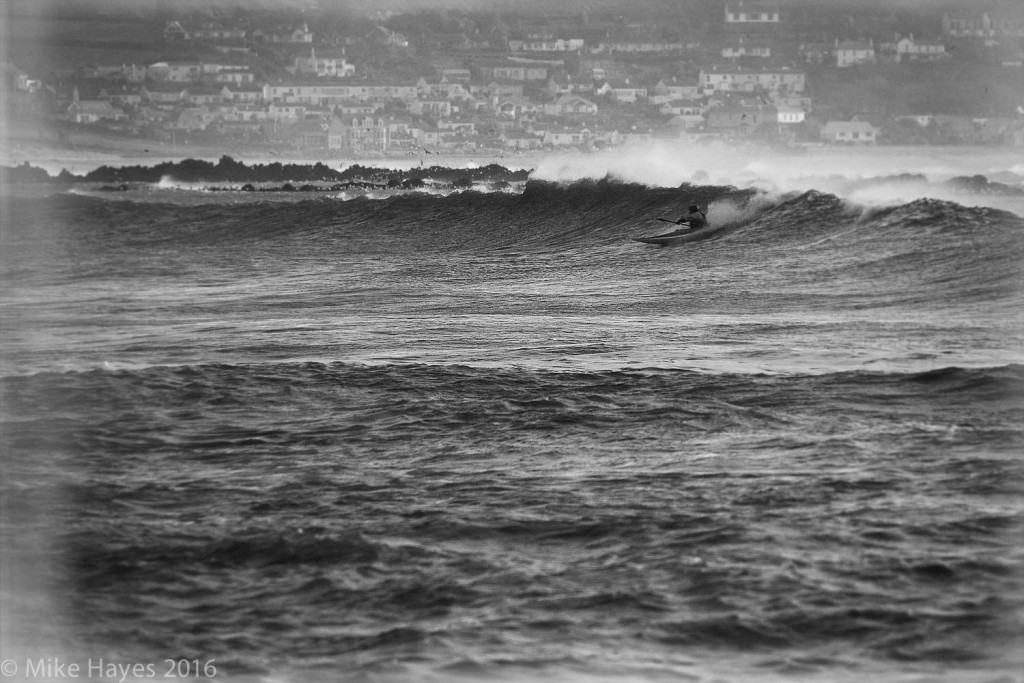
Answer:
[596,81,648,103]
[835,40,875,67]
[67,100,128,124]
[543,126,591,147]
[777,105,806,124]
[723,36,772,59]
[484,64,549,82]
[894,34,947,62]
[700,66,805,94]
[189,22,247,45]
[437,118,476,135]
[592,41,684,54]
[440,68,472,83]
[494,96,540,121]
[822,119,879,144]
[220,84,263,103]
[724,2,781,26]
[290,48,356,78]
[942,11,1024,40]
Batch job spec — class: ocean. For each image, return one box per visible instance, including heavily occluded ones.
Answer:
[1,144,1023,683]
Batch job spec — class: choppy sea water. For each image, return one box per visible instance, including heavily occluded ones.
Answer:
[1,146,1023,683]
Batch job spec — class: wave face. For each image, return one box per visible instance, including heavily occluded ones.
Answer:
[2,157,1023,683]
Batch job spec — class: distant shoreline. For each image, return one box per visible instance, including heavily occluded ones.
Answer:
[0,141,539,177]
[4,128,1023,199]
[0,153,534,192]
[0,124,539,177]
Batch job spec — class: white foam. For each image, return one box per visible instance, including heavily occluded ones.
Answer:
[531,140,1024,215]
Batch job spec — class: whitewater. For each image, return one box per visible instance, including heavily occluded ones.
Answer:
[1,142,1022,683]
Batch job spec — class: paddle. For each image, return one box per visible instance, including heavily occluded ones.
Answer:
[652,217,690,236]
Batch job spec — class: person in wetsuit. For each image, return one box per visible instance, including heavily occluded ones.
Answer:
[677,204,707,231]
[663,204,708,236]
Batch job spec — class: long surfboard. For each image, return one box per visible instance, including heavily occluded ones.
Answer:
[633,223,721,246]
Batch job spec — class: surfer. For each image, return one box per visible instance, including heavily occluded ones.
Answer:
[677,204,707,231]
[661,204,707,236]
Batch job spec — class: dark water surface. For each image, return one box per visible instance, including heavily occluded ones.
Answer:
[2,173,1023,683]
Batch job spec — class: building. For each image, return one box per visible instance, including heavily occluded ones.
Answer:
[478,63,549,82]
[147,61,202,82]
[942,10,1024,40]
[220,83,264,103]
[67,100,128,123]
[253,24,314,44]
[543,94,598,116]
[222,105,267,122]
[163,22,188,42]
[821,119,879,144]
[494,96,540,121]
[724,2,781,28]
[706,103,777,135]
[835,40,875,67]
[700,66,805,95]
[722,36,772,59]
[409,98,453,118]
[893,34,947,62]
[652,80,700,101]
[897,114,934,127]
[418,78,472,99]
[799,42,832,64]
[508,38,585,52]
[365,26,409,48]
[542,126,591,147]
[188,22,248,46]
[596,81,648,103]
[661,100,705,128]
[95,64,147,82]
[776,105,806,124]
[186,84,224,105]
[335,99,379,116]
[203,59,256,84]
[268,102,306,123]
[500,129,543,150]
[439,68,472,83]
[264,81,418,105]
[141,82,190,105]
[592,41,684,54]
[290,48,356,78]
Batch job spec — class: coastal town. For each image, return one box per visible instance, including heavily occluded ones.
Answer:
[3,0,1024,158]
